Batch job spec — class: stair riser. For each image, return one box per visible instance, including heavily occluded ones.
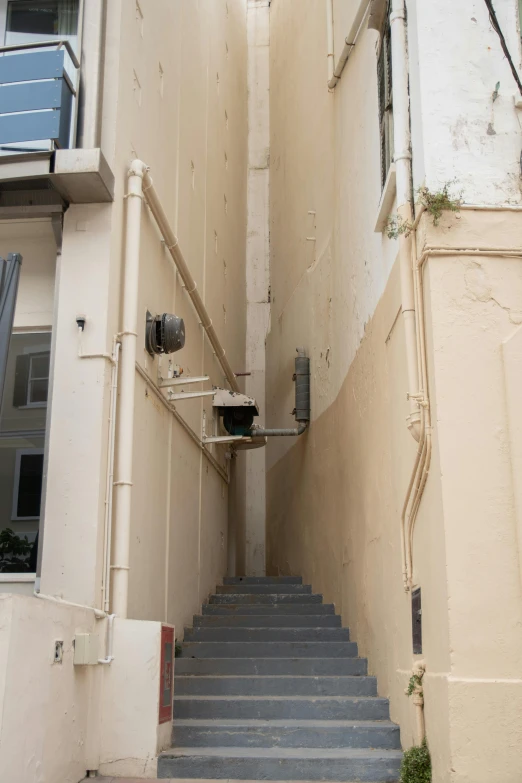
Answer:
[194,614,342,627]
[223,576,303,585]
[179,641,358,658]
[202,603,335,615]
[184,627,350,642]
[216,584,312,595]
[172,724,400,749]
[175,675,377,696]
[174,698,390,720]
[209,593,323,605]
[157,755,401,781]
[174,658,368,676]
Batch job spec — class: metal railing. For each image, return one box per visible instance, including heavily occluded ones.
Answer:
[0,40,80,151]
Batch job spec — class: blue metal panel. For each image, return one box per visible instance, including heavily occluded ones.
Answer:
[0,110,61,145]
[0,50,64,85]
[0,80,62,113]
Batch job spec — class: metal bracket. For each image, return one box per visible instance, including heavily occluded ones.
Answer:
[159,375,209,388]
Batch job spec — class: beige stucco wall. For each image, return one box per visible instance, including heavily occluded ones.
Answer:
[266,1,522,781]
[40,0,248,631]
[0,594,169,781]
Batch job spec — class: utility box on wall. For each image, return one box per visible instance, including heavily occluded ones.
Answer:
[159,625,174,724]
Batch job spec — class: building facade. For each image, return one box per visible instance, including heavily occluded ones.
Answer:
[0,0,521,782]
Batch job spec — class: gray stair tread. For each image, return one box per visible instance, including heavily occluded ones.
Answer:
[176,696,387,702]
[162,747,402,759]
[224,576,303,584]
[173,719,397,728]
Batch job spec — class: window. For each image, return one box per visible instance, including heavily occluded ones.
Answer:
[377,7,393,190]
[13,350,50,408]
[5,0,79,44]
[12,448,44,520]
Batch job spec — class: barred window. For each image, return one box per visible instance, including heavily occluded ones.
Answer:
[377,9,393,190]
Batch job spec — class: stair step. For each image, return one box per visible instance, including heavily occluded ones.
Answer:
[175,675,377,697]
[223,576,303,585]
[183,627,350,642]
[171,718,400,749]
[158,746,402,781]
[216,584,312,595]
[174,658,368,676]
[179,641,358,659]
[202,603,335,615]
[209,593,323,605]
[174,696,389,721]
[193,613,342,628]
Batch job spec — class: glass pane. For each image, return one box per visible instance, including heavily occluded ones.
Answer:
[6,1,79,42]
[28,379,48,404]
[0,435,43,573]
[17,452,43,517]
[30,354,50,380]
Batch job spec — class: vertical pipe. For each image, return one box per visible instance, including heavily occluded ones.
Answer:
[390,0,420,440]
[102,339,120,613]
[111,160,147,618]
[326,0,335,83]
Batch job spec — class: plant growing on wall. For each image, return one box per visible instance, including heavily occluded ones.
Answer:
[0,528,33,573]
[400,738,432,783]
[386,182,463,239]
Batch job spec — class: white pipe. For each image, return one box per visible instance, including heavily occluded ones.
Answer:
[142,172,240,393]
[102,340,120,613]
[326,0,335,83]
[98,613,115,664]
[112,159,147,618]
[390,0,420,440]
[327,0,371,89]
[78,339,120,612]
[34,590,106,619]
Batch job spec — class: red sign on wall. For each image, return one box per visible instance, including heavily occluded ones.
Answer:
[159,624,174,724]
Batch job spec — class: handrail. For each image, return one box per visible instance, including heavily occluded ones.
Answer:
[0,40,80,70]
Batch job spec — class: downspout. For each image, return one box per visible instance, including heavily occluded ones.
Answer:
[389,0,420,441]
[250,349,310,437]
[327,0,371,90]
[111,159,148,618]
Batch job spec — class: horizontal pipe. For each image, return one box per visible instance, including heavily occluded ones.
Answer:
[250,423,308,438]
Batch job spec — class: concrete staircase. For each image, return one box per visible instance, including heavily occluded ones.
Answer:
[158,576,402,781]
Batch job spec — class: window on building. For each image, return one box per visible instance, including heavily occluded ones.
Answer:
[12,449,44,519]
[13,350,50,408]
[377,8,393,190]
[5,0,79,44]
[0,332,50,573]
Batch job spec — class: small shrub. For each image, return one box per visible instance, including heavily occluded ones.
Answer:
[417,182,462,226]
[385,182,462,240]
[400,738,432,783]
[405,671,424,697]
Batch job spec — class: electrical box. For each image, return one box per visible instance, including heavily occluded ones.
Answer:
[74,633,99,665]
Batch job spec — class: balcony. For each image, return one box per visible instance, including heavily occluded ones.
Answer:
[0,41,114,210]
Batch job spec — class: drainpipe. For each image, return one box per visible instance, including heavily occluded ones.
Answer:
[327,0,371,90]
[250,349,310,438]
[389,0,420,441]
[111,159,148,618]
